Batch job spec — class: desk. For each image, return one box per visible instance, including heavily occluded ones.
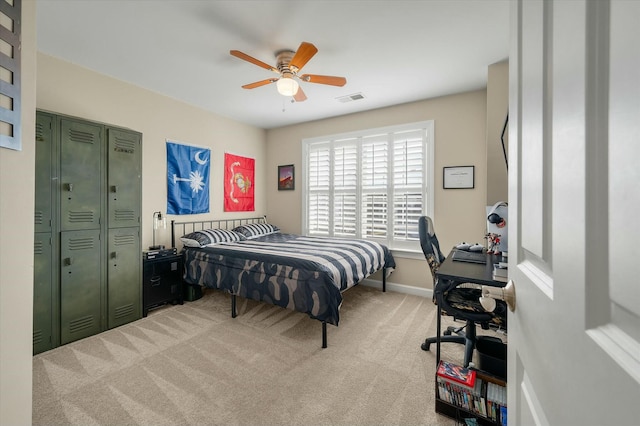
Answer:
[433,249,508,424]
[434,249,506,365]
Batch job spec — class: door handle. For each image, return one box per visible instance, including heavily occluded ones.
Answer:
[480,280,516,312]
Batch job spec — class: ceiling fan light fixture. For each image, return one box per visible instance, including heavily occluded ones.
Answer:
[276,76,299,97]
[231,42,345,102]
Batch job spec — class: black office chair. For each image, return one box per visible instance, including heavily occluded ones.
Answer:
[418,216,506,367]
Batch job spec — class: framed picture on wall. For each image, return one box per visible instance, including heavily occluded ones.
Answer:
[278,164,295,190]
[443,166,475,189]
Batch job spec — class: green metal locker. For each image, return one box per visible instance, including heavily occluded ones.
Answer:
[59,119,102,231]
[60,229,102,345]
[107,128,141,228]
[33,233,54,354]
[107,227,141,328]
[34,113,55,234]
[34,112,59,354]
[34,111,142,354]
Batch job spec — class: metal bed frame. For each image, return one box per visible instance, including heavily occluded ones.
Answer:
[171,215,387,348]
[171,215,267,248]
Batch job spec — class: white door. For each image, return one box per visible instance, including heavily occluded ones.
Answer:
[508,0,640,424]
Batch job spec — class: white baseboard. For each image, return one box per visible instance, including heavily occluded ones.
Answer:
[360,278,433,299]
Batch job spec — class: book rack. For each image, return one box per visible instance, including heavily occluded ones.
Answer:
[435,367,507,425]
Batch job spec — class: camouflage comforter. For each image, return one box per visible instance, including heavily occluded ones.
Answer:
[182,233,396,326]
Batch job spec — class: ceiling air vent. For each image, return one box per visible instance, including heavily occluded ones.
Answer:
[336,93,365,103]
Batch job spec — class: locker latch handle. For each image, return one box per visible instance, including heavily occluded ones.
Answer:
[150,276,161,287]
[64,257,73,266]
[65,183,73,192]
[111,185,118,193]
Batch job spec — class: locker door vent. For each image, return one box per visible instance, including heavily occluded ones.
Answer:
[114,210,136,223]
[35,123,45,141]
[113,137,136,154]
[34,240,44,255]
[33,329,44,345]
[68,211,95,224]
[69,315,95,334]
[35,210,44,225]
[114,233,136,245]
[68,129,96,145]
[114,304,134,320]
[68,237,95,250]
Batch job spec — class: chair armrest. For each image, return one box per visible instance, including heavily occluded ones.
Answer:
[435,278,501,323]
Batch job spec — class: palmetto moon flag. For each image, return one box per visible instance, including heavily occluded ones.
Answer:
[224,153,255,212]
[167,141,210,215]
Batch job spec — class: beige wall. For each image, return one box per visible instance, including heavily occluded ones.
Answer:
[486,60,509,204]
[0,1,36,423]
[266,90,490,291]
[36,54,267,250]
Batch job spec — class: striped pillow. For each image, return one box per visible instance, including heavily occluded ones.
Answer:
[232,223,280,239]
[180,229,246,248]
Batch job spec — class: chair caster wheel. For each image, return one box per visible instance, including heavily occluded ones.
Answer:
[444,330,452,336]
[421,341,431,351]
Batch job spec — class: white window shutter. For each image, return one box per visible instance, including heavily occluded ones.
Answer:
[392,132,424,241]
[308,144,330,235]
[303,121,433,250]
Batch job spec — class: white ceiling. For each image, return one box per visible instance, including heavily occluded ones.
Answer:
[36,0,510,130]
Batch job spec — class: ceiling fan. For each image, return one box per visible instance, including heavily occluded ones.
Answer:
[230,41,347,102]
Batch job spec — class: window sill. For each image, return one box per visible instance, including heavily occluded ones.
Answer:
[390,248,425,260]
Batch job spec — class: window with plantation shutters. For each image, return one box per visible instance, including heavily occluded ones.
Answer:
[0,0,21,150]
[333,140,358,237]
[303,121,434,251]
[307,143,330,235]
[362,135,388,239]
[392,130,425,243]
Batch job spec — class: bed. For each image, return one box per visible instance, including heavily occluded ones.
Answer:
[171,216,396,347]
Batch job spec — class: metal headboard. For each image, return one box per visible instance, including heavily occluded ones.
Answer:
[171,215,267,248]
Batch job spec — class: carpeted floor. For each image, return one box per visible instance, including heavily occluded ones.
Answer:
[33,285,505,425]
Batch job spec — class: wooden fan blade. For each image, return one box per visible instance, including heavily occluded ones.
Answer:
[300,74,347,87]
[293,86,307,102]
[242,79,278,89]
[290,42,318,72]
[230,50,278,73]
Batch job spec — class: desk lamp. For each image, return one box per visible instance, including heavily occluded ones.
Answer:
[150,211,166,250]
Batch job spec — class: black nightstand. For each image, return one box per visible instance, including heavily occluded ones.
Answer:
[142,252,184,316]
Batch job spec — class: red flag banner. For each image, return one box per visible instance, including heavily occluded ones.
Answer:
[224,153,255,212]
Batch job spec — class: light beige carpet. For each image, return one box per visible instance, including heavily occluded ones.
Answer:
[33,285,505,426]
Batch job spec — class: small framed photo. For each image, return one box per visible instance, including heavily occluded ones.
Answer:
[278,164,295,190]
[443,166,475,189]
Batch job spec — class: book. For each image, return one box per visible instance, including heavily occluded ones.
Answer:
[436,360,477,388]
[486,381,508,423]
